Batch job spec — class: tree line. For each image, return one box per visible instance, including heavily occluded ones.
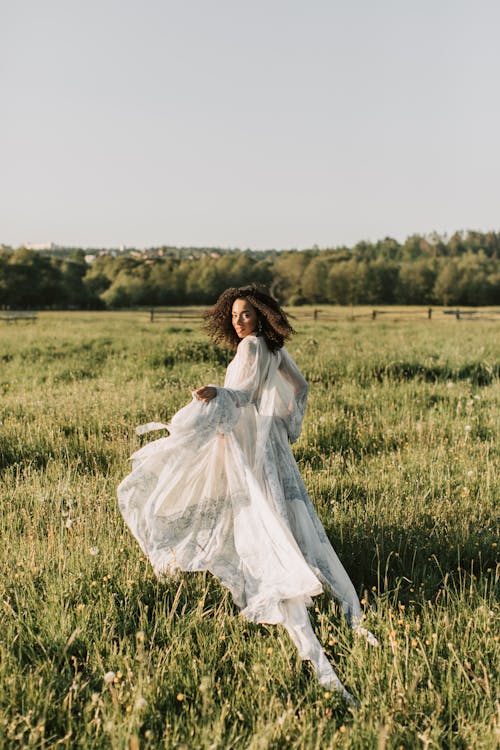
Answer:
[1,230,499,308]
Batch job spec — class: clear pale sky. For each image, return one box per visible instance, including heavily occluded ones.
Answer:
[1,0,499,250]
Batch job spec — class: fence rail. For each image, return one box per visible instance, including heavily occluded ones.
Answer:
[0,310,38,323]
[306,307,500,323]
[144,306,500,325]
[148,307,203,322]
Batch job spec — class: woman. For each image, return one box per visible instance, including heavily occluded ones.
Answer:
[118,285,377,704]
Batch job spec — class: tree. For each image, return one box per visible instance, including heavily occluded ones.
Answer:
[397,259,438,305]
[272,251,312,302]
[433,261,463,305]
[301,258,329,303]
[327,261,358,305]
[364,260,400,304]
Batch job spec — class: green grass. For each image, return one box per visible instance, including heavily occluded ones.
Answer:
[0,308,498,749]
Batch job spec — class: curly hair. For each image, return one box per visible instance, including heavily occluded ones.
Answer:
[203,284,295,353]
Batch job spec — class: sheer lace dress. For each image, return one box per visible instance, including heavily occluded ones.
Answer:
[118,335,377,702]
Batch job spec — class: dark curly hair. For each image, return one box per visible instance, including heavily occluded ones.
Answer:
[203,284,295,353]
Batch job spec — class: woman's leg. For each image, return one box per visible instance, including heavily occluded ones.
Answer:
[280,598,358,705]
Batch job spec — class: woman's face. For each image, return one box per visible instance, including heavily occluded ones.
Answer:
[232,298,258,339]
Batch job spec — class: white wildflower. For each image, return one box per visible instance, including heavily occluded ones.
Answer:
[467,470,474,477]
[134,696,148,711]
[464,425,472,432]
[89,546,99,556]
[65,518,73,529]
[199,676,211,693]
[103,671,116,683]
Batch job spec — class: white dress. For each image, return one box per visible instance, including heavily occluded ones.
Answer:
[118,334,376,700]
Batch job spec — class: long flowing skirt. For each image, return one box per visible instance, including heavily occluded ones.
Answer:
[118,395,375,700]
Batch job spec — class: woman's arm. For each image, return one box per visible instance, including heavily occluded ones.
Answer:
[278,348,309,443]
[194,337,262,406]
[279,348,309,411]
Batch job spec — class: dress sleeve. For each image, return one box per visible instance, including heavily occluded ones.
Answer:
[278,348,309,443]
[219,337,262,408]
[279,348,309,412]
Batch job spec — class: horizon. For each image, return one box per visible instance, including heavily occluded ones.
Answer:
[4,225,499,255]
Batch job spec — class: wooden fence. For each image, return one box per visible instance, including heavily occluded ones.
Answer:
[146,306,500,325]
[0,311,38,324]
[305,308,500,323]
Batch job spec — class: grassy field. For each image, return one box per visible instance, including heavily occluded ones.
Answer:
[0,308,498,749]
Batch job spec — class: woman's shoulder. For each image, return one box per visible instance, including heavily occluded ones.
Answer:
[237,333,260,348]
[236,334,270,356]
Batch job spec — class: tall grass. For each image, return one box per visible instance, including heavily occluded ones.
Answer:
[0,309,498,748]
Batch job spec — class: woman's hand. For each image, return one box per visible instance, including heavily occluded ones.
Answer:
[193,385,217,402]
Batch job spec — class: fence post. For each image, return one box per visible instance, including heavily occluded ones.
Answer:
[150,307,154,323]
[428,308,432,320]
[372,309,377,320]
[455,309,460,320]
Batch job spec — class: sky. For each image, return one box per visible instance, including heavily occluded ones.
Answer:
[1,0,499,251]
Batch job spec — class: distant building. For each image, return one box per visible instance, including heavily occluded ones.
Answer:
[25,242,58,250]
